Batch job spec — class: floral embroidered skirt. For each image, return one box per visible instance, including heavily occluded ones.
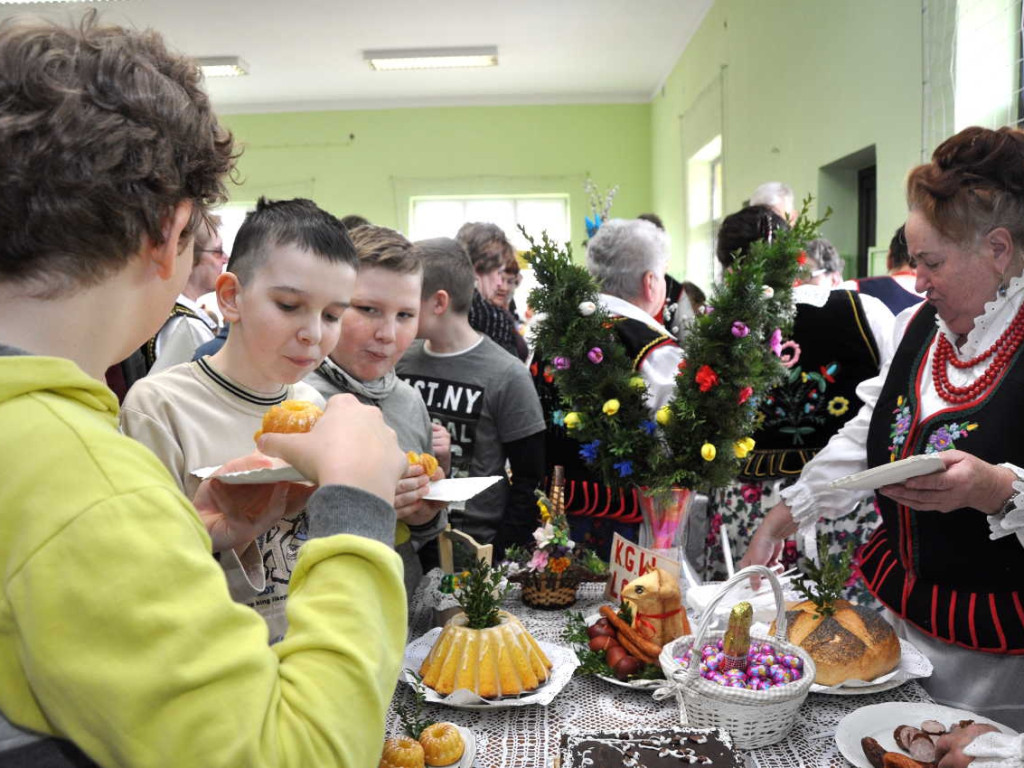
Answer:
[704,478,883,609]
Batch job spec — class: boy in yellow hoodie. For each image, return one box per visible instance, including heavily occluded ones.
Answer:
[0,14,406,768]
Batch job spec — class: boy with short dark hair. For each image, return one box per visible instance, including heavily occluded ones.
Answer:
[396,237,545,558]
[307,225,448,597]
[122,196,359,641]
[0,15,405,766]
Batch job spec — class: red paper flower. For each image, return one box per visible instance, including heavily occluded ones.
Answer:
[738,386,753,404]
[796,251,808,266]
[695,364,719,392]
[677,359,688,372]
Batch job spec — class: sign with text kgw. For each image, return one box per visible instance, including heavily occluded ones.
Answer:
[605,533,681,601]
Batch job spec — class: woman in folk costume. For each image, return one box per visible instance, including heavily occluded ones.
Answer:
[743,127,1024,755]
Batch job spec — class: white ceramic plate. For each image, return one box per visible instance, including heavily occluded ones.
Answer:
[810,638,933,695]
[402,627,579,710]
[829,454,945,491]
[836,702,1018,768]
[583,614,665,690]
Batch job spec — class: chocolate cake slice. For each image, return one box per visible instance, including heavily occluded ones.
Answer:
[559,727,744,768]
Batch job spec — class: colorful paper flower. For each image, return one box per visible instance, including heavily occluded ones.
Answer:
[614,459,634,477]
[578,300,597,316]
[552,410,565,426]
[655,406,672,426]
[587,347,604,364]
[533,522,557,548]
[733,436,756,458]
[640,419,657,436]
[769,328,783,357]
[602,399,620,416]
[548,556,571,574]
[796,251,808,266]
[701,443,717,461]
[564,412,581,429]
[579,440,601,462]
[763,285,775,299]
[778,340,801,368]
[695,364,719,392]
[738,386,754,405]
[537,499,551,522]
[553,356,571,370]
[528,548,550,572]
[731,321,750,338]
[629,376,646,390]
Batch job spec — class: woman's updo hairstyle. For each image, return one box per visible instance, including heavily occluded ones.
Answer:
[715,205,789,270]
[907,126,1024,251]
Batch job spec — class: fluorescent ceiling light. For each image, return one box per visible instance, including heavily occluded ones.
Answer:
[364,46,498,71]
[0,1,122,3]
[197,56,249,78]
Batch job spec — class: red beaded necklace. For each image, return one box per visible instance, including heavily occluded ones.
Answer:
[932,301,1024,404]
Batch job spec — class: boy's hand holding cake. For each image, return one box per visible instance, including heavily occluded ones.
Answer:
[396,450,447,525]
[258,394,406,505]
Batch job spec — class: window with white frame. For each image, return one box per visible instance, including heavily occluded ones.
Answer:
[408,195,570,251]
[685,135,723,290]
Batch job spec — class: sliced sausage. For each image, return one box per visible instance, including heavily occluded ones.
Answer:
[862,736,887,768]
[920,720,946,735]
[908,733,937,763]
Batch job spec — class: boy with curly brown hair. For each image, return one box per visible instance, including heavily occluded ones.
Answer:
[0,14,405,767]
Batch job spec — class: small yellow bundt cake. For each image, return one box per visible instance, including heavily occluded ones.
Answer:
[379,736,425,768]
[253,400,323,442]
[419,610,552,699]
[419,722,465,767]
[406,450,439,477]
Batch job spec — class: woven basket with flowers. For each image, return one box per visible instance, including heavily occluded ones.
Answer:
[504,466,608,609]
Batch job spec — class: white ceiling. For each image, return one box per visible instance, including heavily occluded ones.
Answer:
[0,0,713,113]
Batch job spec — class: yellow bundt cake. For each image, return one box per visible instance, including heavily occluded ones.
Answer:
[419,610,552,699]
[419,722,465,767]
[379,736,425,768]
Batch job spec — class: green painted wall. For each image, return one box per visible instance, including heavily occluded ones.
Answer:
[221,104,652,251]
[651,0,923,280]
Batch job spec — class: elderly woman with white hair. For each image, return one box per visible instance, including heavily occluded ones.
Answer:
[585,218,685,411]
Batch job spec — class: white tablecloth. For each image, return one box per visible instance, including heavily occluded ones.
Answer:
[387,578,932,767]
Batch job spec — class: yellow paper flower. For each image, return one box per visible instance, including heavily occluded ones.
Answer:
[602,399,620,416]
[701,443,717,461]
[655,405,671,425]
[629,377,646,390]
[827,396,850,416]
[733,437,756,458]
[564,412,581,429]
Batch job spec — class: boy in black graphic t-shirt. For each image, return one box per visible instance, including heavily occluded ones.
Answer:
[397,237,545,558]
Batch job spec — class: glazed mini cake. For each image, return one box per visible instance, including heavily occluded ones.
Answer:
[559,728,744,768]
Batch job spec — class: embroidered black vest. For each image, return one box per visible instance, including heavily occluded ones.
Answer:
[534,317,674,523]
[740,290,880,480]
[142,301,205,368]
[860,302,1024,653]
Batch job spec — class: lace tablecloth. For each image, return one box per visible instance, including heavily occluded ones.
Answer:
[387,578,933,767]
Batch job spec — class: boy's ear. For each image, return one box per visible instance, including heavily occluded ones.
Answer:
[216,272,244,323]
[149,200,195,280]
[433,290,451,315]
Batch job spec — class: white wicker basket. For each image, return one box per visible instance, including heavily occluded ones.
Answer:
[654,565,816,749]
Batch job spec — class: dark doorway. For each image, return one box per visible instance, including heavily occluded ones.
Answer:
[857,166,877,277]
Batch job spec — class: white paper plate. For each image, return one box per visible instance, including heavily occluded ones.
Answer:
[809,638,932,695]
[829,454,945,491]
[193,465,502,502]
[402,627,579,709]
[836,702,1018,768]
